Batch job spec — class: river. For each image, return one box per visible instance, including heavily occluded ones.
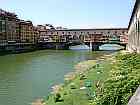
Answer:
[0,49,115,105]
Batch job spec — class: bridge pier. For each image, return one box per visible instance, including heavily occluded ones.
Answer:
[120,44,127,50]
[91,42,102,51]
[85,42,102,51]
[92,43,100,51]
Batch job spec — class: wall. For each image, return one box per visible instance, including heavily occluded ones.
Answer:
[128,1,140,53]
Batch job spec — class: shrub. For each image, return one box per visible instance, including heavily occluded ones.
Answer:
[95,53,140,105]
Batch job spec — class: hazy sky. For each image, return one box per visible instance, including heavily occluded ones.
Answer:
[0,0,135,28]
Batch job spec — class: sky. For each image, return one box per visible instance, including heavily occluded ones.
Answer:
[0,0,136,29]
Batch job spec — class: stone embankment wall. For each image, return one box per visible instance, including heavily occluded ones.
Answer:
[128,0,140,53]
[128,86,140,105]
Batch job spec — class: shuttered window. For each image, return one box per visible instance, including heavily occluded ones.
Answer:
[138,20,140,32]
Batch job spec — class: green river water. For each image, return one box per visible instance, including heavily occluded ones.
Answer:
[0,49,114,105]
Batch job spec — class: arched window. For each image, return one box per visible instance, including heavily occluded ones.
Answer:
[73,35,78,40]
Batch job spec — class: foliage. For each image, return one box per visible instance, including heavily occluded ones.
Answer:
[45,58,112,105]
[95,53,140,105]
[54,93,64,102]
[45,53,140,105]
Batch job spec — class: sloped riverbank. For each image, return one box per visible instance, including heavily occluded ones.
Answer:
[33,51,140,105]
[32,52,115,105]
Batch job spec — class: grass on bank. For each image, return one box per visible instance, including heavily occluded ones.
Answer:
[45,56,113,105]
[44,52,140,105]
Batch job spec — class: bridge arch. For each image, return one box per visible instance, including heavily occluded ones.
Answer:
[84,42,126,51]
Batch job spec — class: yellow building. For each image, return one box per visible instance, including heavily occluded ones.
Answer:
[19,20,35,44]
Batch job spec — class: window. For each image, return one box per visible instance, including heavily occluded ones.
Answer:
[2,21,5,25]
[62,32,64,34]
[87,32,89,34]
[138,20,140,32]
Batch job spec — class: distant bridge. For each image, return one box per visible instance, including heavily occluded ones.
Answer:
[38,28,128,50]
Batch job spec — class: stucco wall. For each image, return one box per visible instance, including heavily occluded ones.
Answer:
[128,2,140,53]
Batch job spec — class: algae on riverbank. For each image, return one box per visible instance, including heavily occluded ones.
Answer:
[44,54,114,105]
[44,52,140,105]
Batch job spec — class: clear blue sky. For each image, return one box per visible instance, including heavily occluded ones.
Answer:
[0,0,135,28]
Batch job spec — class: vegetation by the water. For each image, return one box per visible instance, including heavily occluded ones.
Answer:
[96,52,140,105]
[43,52,140,105]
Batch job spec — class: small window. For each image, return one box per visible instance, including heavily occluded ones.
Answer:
[87,32,89,34]
[62,32,64,34]
[68,32,70,34]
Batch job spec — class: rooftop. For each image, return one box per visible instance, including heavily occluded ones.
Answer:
[0,9,17,17]
[46,28,128,32]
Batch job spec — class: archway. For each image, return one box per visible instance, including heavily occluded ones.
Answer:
[99,44,125,51]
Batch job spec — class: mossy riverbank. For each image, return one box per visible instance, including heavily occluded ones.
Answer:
[32,51,140,105]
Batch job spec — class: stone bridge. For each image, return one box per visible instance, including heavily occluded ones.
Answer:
[38,28,128,50]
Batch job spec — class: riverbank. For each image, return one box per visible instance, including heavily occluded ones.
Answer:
[32,52,114,105]
[0,50,114,105]
[35,51,140,105]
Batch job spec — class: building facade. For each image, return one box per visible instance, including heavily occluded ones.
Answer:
[0,9,18,47]
[0,9,39,51]
[19,20,36,44]
[128,0,140,53]
[0,13,7,47]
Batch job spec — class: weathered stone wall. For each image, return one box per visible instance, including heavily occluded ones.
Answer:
[128,1,140,53]
[128,86,140,105]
